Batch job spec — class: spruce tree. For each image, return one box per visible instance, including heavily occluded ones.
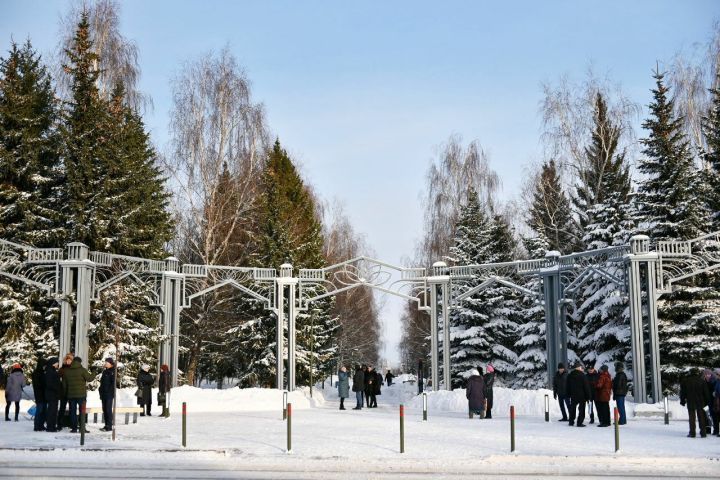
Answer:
[528,159,576,252]
[702,78,720,229]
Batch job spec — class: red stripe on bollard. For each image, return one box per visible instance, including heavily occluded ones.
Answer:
[400,405,404,417]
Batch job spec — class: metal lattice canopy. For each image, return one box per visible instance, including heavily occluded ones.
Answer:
[1,231,719,401]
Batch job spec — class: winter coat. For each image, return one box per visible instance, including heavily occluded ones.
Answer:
[612,371,629,397]
[32,365,46,403]
[352,370,364,392]
[337,371,350,398]
[63,361,92,399]
[364,370,375,395]
[385,372,394,385]
[4,369,26,403]
[567,369,591,403]
[595,371,612,402]
[374,372,382,395]
[159,371,171,394]
[483,372,495,401]
[680,374,711,410]
[586,371,599,401]
[58,364,71,399]
[99,367,116,400]
[553,370,568,397]
[43,364,61,401]
[136,371,154,405]
[466,374,486,411]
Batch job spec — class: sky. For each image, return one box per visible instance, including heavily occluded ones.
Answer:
[3,1,718,365]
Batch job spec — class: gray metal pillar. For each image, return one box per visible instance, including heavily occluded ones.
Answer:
[627,235,661,403]
[541,251,565,388]
[441,281,451,390]
[59,243,93,367]
[159,257,182,387]
[429,282,439,392]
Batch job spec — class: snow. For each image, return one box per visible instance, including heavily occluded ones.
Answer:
[1,382,719,478]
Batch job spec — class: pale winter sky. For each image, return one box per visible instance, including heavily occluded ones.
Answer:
[3,1,718,365]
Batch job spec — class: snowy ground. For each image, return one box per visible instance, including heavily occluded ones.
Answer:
[1,380,719,479]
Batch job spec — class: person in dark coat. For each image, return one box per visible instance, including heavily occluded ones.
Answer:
[137,364,154,416]
[595,365,612,427]
[385,370,394,387]
[466,369,486,417]
[361,365,369,406]
[483,365,495,419]
[680,369,710,438]
[712,368,720,437]
[4,363,26,422]
[585,365,599,424]
[566,363,591,427]
[553,363,570,421]
[32,357,47,431]
[352,365,364,410]
[99,358,116,431]
[158,364,171,417]
[337,366,349,410]
[365,366,377,408]
[43,358,61,432]
[63,357,92,433]
[612,362,629,425]
[372,370,382,407]
[56,353,74,430]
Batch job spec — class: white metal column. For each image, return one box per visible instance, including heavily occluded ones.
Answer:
[429,282,439,392]
[441,280,451,390]
[275,280,285,390]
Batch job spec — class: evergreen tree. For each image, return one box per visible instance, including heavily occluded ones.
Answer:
[236,140,337,387]
[528,159,576,252]
[0,41,63,370]
[635,70,710,240]
[702,78,720,229]
[514,236,549,389]
[573,93,635,369]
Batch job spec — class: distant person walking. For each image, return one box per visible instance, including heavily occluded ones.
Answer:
[612,362,628,425]
[466,369,486,418]
[553,363,570,421]
[352,365,364,410]
[385,370,394,387]
[483,365,495,419]
[137,364,154,416]
[337,366,349,410]
[567,363,591,427]
[5,363,26,422]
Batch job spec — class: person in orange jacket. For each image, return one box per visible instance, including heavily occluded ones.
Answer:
[595,365,613,427]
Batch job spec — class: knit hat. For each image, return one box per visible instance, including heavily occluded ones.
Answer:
[470,369,480,377]
[105,357,115,366]
[615,362,624,371]
[12,363,21,370]
[46,357,59,367]
[486,364,495,373]
[600,365,609,372]
[73,357,82,364]
[557,362,565,369]
[141,364,150,372]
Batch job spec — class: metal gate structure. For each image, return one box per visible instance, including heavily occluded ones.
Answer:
[0,231,718,403]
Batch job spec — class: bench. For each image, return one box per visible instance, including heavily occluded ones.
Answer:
[84,406,144,425]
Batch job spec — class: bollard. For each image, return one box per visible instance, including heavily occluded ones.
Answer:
[510,405,516,453]
[614,407,619,452]
[422,392,428,422]
[182,402,187,448]
[287,403,292,453]
[80,401,86,446]
[663,396,669,425]
[283,390,288,420]
[399,404,405,453]
[544,394,550,422]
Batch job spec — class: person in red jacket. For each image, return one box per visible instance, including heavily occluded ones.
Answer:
[595,365,613,427]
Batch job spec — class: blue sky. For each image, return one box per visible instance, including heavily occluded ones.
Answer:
[3,1,718,364]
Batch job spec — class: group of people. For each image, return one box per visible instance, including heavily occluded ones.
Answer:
[679,368,720,438]
[553,362,627,428]
[465,365,496,419]
[1,354,172,433]
[337,365,393,410]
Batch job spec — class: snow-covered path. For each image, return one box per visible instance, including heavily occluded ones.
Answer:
[1,382,719,478]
